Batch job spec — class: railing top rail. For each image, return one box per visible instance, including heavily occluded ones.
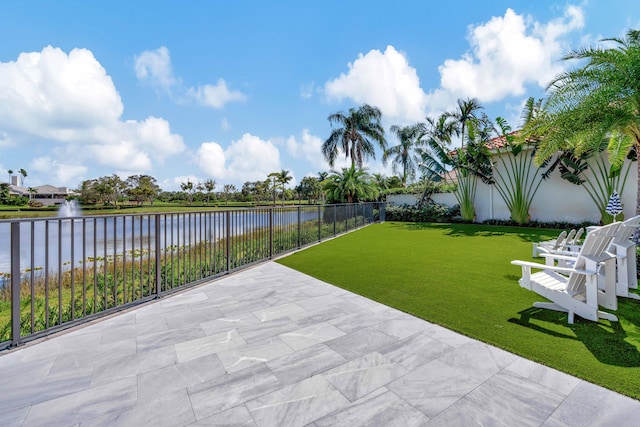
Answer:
[0,202,381,224]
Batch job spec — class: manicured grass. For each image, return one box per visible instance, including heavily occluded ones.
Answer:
[277,221,640,399]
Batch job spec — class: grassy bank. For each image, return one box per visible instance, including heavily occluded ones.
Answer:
[277,222,640,399]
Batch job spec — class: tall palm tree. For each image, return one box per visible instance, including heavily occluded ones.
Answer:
[268,170,292,205]
[449,98,484,147]
[323,167,378,203]
[526,29,640,219]
[383,123,425,187]
[18,168,27,187]
[7,169,13,185]
[322,104,386,169]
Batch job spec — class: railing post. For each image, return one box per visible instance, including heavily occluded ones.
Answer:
[154,214,162,297]
[226,211,231,272]
[269,208,274,258]
[10,222,21,347]
[297,207,301,248]
[317,205,321,242]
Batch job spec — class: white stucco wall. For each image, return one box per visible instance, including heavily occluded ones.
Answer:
[386,153,637,224]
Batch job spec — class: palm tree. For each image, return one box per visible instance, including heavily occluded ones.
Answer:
[322,104,386,169]
[449,98,485,147]
[324,167,378,204]
[527,29,640,220]
[268,170,292,205]
[384,123,425,186]
[18,168,27,187]
[223,184,236,205]
[7,169,13,185]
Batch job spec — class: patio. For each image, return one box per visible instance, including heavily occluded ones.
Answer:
[1,261,639,426]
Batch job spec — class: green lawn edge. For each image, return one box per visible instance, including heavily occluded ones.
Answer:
[276,221,640,400]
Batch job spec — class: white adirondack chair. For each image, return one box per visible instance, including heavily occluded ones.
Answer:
[512,222,621,324]
[609,215,640,300]
[533,230,568,257]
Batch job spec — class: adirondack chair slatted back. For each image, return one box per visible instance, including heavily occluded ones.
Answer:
[552,230,568,250]
[566,222,621,294]
[571,228,584,245]
[613,215,640,245]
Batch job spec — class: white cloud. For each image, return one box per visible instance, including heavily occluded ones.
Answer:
[196,133,280,184]
[221,117,230,131]
[286,129,350,172]
[0,46,123,136]
[31,157,88,185]
[0,46,186,178]
[300,81,316,99]
[436,6,584,103]
[186,79,246,108]
[324,45,427,124]
[134,47,245,109]
[133,46,177,92]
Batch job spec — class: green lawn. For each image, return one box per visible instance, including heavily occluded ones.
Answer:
[277,221,640,400]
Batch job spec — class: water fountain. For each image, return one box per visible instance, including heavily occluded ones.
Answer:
[57,199,81,218]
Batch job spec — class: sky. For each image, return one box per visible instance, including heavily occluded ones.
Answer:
[0,1,639,192]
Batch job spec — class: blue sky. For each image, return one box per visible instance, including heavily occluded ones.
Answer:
[0,1,639,191]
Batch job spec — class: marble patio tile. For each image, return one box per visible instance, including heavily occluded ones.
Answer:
[325,327,397,360]
[279,322,346,351]
[18,328,104,361]
[328,311,392,334]
[543,380,640,426]
[136,323,205,353]
[137,353,225,404]
[216,336,294,373]
[200,312,261,336]
[342,294,392,312]
[387,359,485,418]
[246,376,350,427]
[289,304,352,328]
[99,315,169,345]
[48,337,137,376]
[22,377,138,426]
[0,350,56,383]
[160,290,209,307]
[251,302,307,322]
[0,359,93,414]
[165,306,225,330]
[437,341,518,382]
[296,294,343,310]
[315,387,429,427]
[174,329,246,363]
[219,298,272,317]
[267,343,346,385]
[82,387,196,427]
[90,345,177,387]
[0,406,29,426]
[379,331,455,371]
[190,405,257,426]
[504,357,580,397]
[420,323,475,348]
[323,352,408,401]
[429,369,566,427]
[189,363,282,420]
[236,316,300,343]
[373,315,431,340]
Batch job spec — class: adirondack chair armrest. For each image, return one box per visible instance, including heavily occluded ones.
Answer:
[511,260,592,275]
[540,253,578,262]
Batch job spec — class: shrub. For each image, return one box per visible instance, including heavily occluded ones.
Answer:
[27,200,44,208]
[385,203,459,223]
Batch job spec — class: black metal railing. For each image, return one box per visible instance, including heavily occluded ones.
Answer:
[0,202,384,348]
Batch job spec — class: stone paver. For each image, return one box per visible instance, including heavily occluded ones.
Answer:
[1,261,639,426]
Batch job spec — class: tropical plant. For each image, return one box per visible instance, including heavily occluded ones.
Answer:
[6,169,13,185]
[449,98,485,147]
[490,117,544,225]
[202,179,216,204]
[222,184,236,205]
[27,187,37,200]
[384,123,424,186]
[180,180,195,204]
[526,29,640,222]
[322,104,386,169]
[324,167,379,203]
[296,176,322,204]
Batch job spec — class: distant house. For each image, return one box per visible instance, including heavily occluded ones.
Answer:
[4,176,76,206]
